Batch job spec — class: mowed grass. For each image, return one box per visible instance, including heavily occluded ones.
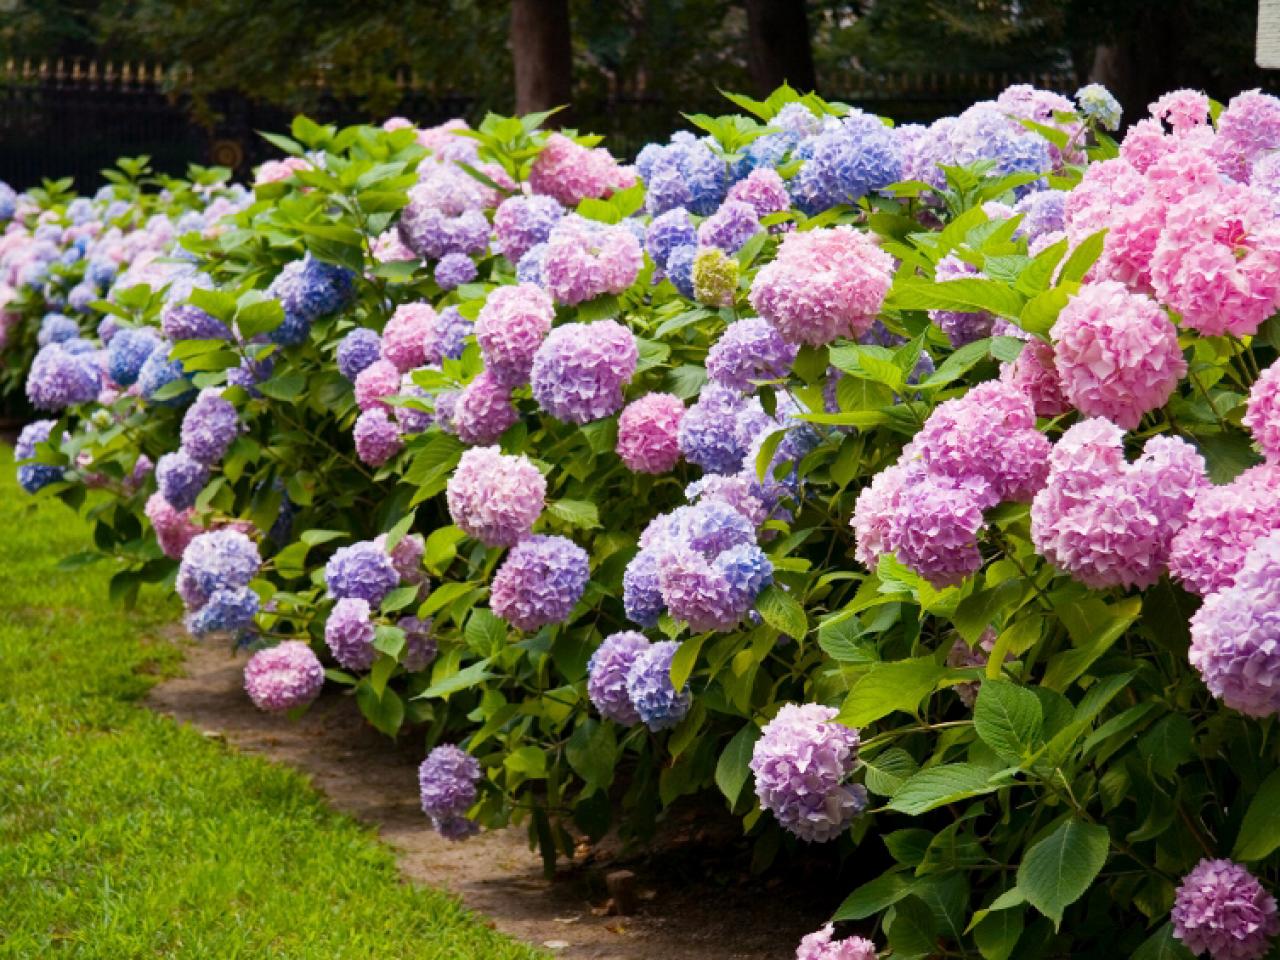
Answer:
[0,446,542,960]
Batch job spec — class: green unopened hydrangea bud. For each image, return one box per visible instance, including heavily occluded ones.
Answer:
[693,247,739,308]
[91,409,114,430]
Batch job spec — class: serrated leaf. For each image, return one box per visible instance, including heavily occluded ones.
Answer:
[714,722,760,808]
[974,681,1043,764]
[755,584,807,640]
[887,763,998,815]
[547,499,600,529]
[839,656,945,726]
[1016,817,1109,927]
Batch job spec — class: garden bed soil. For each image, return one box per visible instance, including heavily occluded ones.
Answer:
[146,638,839,960]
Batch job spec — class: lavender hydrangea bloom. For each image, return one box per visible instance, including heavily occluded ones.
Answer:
[26,343,100,411]
[267,254,355,346]
[186,586,260,637]
[623,547,666,628]
[324,597,377,671]
[176,530,260,611]
[425,306,475,365]
[398,616,438,672]
[435,252,477,290]
[244,641,325,712]
[706,317,798,393]
[645,207,697,272]
[516,243,548,286]
[697,200,761,254]
[106,327,160,387]
[792,111,903,213]
[324,541,400,605]
[38,313,79,346]
[678,384,772,474]
[530,320,638,424]
[929,255,994,347]
[337,327,382,382]
[493,194,564,263]
[639,135,727,216]
[419,744,481,840]
[15,419,64,494]
[1172,859,1279,960]
[137,345,192,405]
[624,640,691,731]
[180,389,239,464]
[587,631,650,725]
[156,450,209,510]
[161,302,230,342]
[750,703,866,842]
[490,535,590,632]
[0,180,15,221]
[665,243,697,298]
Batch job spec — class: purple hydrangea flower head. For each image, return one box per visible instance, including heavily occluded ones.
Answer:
[587,631,650,725]
[685,474,769,528]
[136,344,192,405]
[714,542,774,609]
[542,215,643,306]
[791,110,902,213]
[1014,189,1067,242]
[706,317,797,393]
[162,302,230,342]
[38,312,79,346]
[640,136,727,216]
[419,744,481,841]
[354,407,403,466]
[657,544,752,632]
[397,616,438,672]
[424,305,475,364]
[530,319,637,424]
[337,327,382,382]
[749,227,894,346]
[493,194,564,263]
[399,195,491,262]
[697,200,761,254]
[15,419,64,493]
[394,376,433,434]
[678,384,772,474]
[324,540,400,605]
[490,534,589,631]
[180,388,238,465]
[325,597,377,671]
[645,207,697,272]
[750,703,865,843]
[186,586,260,637]
[727,168,791,225]
[453,370,520,444]
[665,244,697,297]
[446,446,546,547]
[0,180,15,221]
[516,243,548,286]
[27,343,100,411]
[625,640,691,731]
[795,925,878,960]
[156,450,209,510]
[1032,419,1207,589]
[244,641,325,712]
[96,315,121,344]
[267,254,355,345]
[106,327,160,387]
[623,547,665,627]
[435,252,476,290]
[226,352,273,395]
[884,468,989,588]
[616,392,685,474]
[176,529,260,611]
[1172,859,1279,960]
[475,283,555,388]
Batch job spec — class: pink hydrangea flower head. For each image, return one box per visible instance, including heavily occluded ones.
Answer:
[353,407,403,466]
[750,703,865,843]
[1190,530,1280,717]
[446,446,546,547]
[1150,89,1212,132]
[490,534,590,632]
[528,133,635,207]
[324,597,377,671]
[795,924,878,960]
[530,319,638,424]
[453,371,520,445]
[749,226,894,345]
[1245,360,1280,461]
[587,631,650,725]
[417,119,478,164]
[1149,181,1280,336]
[381,302,437,373]
[1032,419,1207,589]
[542,214,643,306]
[244,641,325,712]
[145,490,201,560]
[726,168,791,227]
[913,379,1050,503]
[1170,465,1280,596]
[1050,281,1185,429]
[616,392,685,474]
[354,359,402,412]
[474,283,555,387]
[1120,119,1174,174]
[1172,859,1279,960]
[254,156,310,186]
[1001,339,1071,417]
[884,469,990,588]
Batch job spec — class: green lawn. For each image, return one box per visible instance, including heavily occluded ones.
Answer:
[0,446,542,960]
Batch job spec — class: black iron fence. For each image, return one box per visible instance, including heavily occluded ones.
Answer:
[0,58,1086,191]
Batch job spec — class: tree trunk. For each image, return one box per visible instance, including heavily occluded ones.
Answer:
[511,0,573,121]
[745,0,817,96]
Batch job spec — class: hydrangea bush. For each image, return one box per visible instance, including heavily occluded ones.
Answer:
[15,87,1280,958]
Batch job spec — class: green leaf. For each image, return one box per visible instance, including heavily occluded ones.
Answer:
[1043,596,1141,690]
[418,659,493,699]
[566,719,616,789]
[888,896,940,960]
[756,584,807,640]
[1133,922,1196,960]
[1016,817,1109,927]
[1234,767,1280,861]
[547,499,601,530]
[669,634,706,691]
[372,624,406,660]
[504,745,548,778]
[1058,230,1107,284]
[887,763,999,815]
[974,681,1044,764]
[862,747,919,796]
[380,585,419,615]
[888,277,1025,319]
[839,656,945,726]
[235,299,284,338]
[714,722,761,808]
[463,607,507,657]
[974,907,1024,960]
[355,683,404,736]
[833,870,915,921]
[256,370,307,402]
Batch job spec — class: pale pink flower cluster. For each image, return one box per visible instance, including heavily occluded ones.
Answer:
[528,133,636,207]
[542,215,643,306]
[616,392,686,474]
[1245,361,1280,462]
[254,156,310,186]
